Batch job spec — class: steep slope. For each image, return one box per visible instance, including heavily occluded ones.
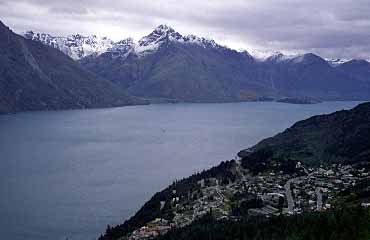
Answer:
[0,21,144,114]
[239,102,370,166]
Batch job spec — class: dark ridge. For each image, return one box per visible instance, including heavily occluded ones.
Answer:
[239,102,370,166]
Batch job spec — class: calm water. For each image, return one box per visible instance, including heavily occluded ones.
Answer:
[0,101,361,240]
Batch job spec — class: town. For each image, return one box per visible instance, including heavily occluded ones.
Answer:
[127,161,370,240]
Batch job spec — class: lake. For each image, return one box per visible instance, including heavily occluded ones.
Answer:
[0,101,362,240]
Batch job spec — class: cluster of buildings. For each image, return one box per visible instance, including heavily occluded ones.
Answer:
[129,218,171,240]
[126,162,370,239]
[288,164,369,213]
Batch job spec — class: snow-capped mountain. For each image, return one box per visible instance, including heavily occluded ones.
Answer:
[134,24,183,55]
[105,24,229,58]
[134,25,228,56]
[23,25,231,60]
[23,25,368,67]
[23,31,114,60]
[16,24,370,103]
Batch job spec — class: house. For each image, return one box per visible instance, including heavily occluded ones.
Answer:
[262,193,285,207]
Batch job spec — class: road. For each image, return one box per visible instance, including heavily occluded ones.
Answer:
[284,179,295,213]
[316,188,323,211]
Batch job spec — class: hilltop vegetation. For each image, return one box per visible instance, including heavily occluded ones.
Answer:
[239,102,370,167]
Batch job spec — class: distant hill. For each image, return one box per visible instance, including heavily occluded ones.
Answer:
[260,53,370,100]
[0,21,145,114]
[276,96,321,104]
[337,60,370,83]
[239,102,370,166]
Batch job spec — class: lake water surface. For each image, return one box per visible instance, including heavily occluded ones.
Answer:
[0,101,362,240]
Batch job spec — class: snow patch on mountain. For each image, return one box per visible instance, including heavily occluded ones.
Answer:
[325,58,351,67]
[250,49,300,62]
[250,49,282,61]
[23,31,114,60]
[183,34,224,49]
[105,38,135,59]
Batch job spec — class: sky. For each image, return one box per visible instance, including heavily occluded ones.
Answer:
[1,0,370,59]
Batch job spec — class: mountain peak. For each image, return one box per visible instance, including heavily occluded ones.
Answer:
[291,53,327,65]
[138,24,182,47]
[153,24,176,34]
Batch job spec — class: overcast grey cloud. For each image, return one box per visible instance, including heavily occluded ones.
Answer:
[1,0,370,59]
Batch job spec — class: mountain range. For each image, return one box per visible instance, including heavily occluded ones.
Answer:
[0,21,145,114]
[1,20,370,113]
[24,24,370,103]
